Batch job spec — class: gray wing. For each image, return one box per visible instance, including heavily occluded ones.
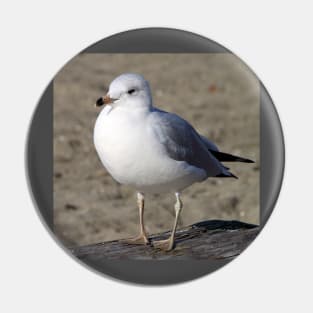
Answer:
[149,109,231,177]
[199,135,219,152]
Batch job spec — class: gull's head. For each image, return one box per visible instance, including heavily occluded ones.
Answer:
[95,73,153,110]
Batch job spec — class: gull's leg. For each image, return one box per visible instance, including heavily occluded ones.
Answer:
[153,192,183,251]
[121,192,149,245]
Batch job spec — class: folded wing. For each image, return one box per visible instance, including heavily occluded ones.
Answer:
[149,109,233,178]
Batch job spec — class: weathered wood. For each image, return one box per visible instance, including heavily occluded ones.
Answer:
[71,220,259,260]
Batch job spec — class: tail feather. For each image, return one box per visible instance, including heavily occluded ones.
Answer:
[209,149,254,163]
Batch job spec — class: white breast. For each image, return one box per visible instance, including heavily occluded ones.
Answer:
[93,106,205,193]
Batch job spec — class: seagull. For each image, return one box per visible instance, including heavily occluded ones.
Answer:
[93,73,254,251]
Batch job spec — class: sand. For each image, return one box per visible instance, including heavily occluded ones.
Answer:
[53,53,260,247]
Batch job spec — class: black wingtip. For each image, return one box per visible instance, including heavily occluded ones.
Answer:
[216,172,238,179]
[230,172,238,179]
[209,149,255,163]
[242,158,255,163]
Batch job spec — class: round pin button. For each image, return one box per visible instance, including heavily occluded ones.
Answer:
[27,28,284,285]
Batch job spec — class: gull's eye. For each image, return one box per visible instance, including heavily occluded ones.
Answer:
[128,89,136,95]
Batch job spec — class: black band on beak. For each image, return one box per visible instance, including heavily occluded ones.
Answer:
[96,97,104,107]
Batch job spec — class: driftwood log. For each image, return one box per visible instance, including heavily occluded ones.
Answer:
[72,220,259,260]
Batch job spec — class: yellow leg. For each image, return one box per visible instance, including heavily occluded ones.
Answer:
[121,192,149,245]
[153,192,183,251]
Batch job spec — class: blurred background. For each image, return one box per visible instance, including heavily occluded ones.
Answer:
[54,53,259,247]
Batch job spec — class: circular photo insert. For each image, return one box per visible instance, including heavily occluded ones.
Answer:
[27,28,284,285]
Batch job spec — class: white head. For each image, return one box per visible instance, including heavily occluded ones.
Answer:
[96,73,153,110]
